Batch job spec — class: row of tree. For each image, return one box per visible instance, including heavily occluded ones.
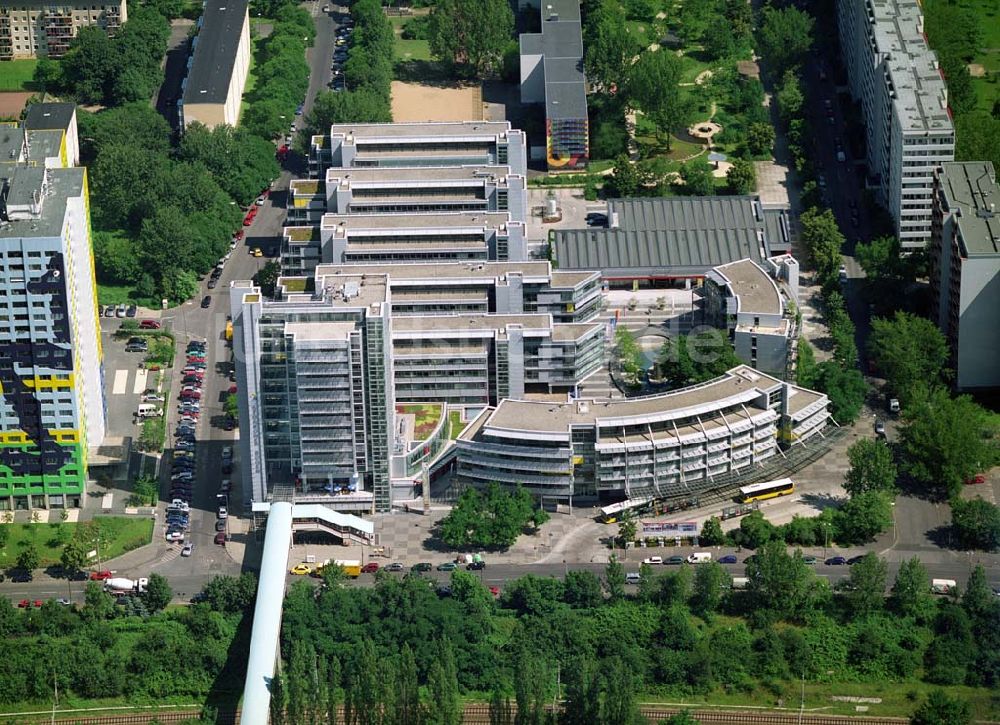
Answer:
[303,0,394,137]
[33,7,169,106]
[242,3,316,140]
[437,483,550,550]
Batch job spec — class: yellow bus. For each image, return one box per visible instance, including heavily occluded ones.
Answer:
[738,478,795,504]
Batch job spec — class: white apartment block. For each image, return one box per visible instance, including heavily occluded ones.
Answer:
[836,0,954,249]
[930,162,1000,391]
[0,0,125,59]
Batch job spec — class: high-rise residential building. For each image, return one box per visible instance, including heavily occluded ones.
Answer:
[0,0,126,60]
[0,159,105,511]
[519,0,589,171]
[835,0,954,249]
[455,365,831,502]
[309,121,527,179]
[21,103,81,167]
[180,0,251,130]
[930,161,1000,390]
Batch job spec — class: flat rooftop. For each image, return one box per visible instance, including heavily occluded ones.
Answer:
[321,211,512,232]
[471,366,790,435]
[326,165,515,184]
[712,259,783,315]
[939,161,1000,256]
[320,260,551,280]
[183,0,248,105]
[330,121,514,141]
[392,313,555,335]
[0,127,26,164]
[284,321,357,342]
[22,103,75,133]
[0,167,83,239]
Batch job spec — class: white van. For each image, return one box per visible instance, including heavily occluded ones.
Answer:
[686,552,712,564]
[625,572,642,584]
[731,576,750,590]
[931,578,957,595]
[136,404,162,419]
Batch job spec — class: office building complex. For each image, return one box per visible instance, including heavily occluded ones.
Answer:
[283,213,526,275]
[0,0,125,59]
[309,121,527,179]
[0,110,105,510]
[930,162,1000,390]
[455,365,830,501]
[231,269,604,511]
[703,257,799,378]
[520,0,589,170]
[836,0,954,248]
[180,0,250,130]
[552,196,792,285]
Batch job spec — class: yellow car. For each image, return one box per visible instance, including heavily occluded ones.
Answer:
[252,248,263,257]
[289,563,312,575]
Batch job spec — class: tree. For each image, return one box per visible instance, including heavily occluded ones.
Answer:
[178,124,280,207]
[950,498,1000,551]
[60,539,88,576]
[726,157,756,194]
[890,557,934,622]
[584,8,635,92]
[656,329,742,388]
[610,154,640,197]
[394,645,421,725]
[868,312,949,406]
[910,690,972,725]
[955,112,1000,172]
[844,439,897,498]
[739,510,776,549]
[142,573,172,613]
[437,483,544,549]
[812,361,867,424]
[626,50,693,148]
[690,562,729,619]
[799,207,844,284]
[745,541,822,622]
[699,517,725,546]
[513,650,549,725]
[16,543,39,572]
[563,570,603,609]
[304,88,392,136]
[776,70,804,124]
[428,0,514,77]
[614,326,645,379]
[679,159,716,196]
[82,580,117,621]
[757,6,815,76]
[746,123,775,157]
[835,490,894,544]
[489,685,513,725]
[601,657,642,725]
[253,261,281,298]
[899,388,997,499]
[425,639,460,725]
[843,552,888,617]
[962,565,996,621]
[270,670,288,725]
[618,513,637,551]
[224,393,240,422]
[605,555,626,602]
[562,656,601,725]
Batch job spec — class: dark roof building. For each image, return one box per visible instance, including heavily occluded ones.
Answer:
[552,196,792,281]
[180,0,251,130]
[520,0,589,171]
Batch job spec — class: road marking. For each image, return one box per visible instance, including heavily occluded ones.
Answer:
[112,369,129,395]
[133,369,148,394]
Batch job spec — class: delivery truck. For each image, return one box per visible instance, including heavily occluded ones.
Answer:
[334,559,362,578]
[104,577,148,595]
[931,578,957,595]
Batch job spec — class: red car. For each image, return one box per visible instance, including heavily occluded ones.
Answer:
[17,599,29,608]
[186,356,206,364]
[243,214,255,227]
[233,230,245,242]
[33,600,43,608]
[214,532,227,545]
[139,320,161,330]
[489,586,500,598]
[90,569,112,581]
[965,473,986,484]
[361,562,379,574]
[260,188,270,199]
[228,385,238,394]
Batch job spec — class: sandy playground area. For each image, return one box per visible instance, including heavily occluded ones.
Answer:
[391,81,483,122]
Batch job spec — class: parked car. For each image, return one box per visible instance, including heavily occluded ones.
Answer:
[215,519,227,532]
[641,556,663,565]
[411,562,432,572]
[801,555,819,565]
[385,562,404,572]
[126,304,137,318]
[200,295,212,309]
[207,279,218,289]
[874,418,886,437]
[361,562,379,573]
[181,543,194,557]
[166,530,185,542]
[215,532,227,545]
[141,392,164,403]
[217,506,228,519]
[965,473,987,485]
[436,562,457,571]
[125,339,148,353]
[467,560,486,570]
[718,554,738,564]
[139,319,161,329]
[221,461,233,474]
[221,446,233,461]
[664,556,686,565]
[116,303,127,317]
[90,570,113,581]
[290,563,312,575]
[825,556,847,565]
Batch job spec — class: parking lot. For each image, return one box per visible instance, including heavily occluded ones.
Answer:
[98,312,165,441]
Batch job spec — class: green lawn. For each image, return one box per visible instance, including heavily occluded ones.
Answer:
[0,516,154,569]
[390,16,432,62]
[448,410,467,440]
[0,59,39,92]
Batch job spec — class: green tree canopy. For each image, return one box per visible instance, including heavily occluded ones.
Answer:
[142,573,172,613]
[950,498,1000,551]
[428,0,514,77]
[910,690,972,725]
[745,541,824,622]
[868,312,949,405]
[436,483,546,549]
[726,157,756,194]
[16,543,40,571]
[679,159,716,196]
[178,123,280,206]
[757,6,815,76]
[899,388,997,498]
[843,552,888,617]
[626,50,693,148]
[844,438,898,498]
[799,207,844,285]
[835,490,894,544]
[584,5,636,92]
[655,329,742,388]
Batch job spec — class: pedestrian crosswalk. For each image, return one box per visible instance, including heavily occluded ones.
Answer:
[110,367,150,395]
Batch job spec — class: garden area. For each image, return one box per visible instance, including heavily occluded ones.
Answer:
[396,403,444,439]
[0,516,153,569]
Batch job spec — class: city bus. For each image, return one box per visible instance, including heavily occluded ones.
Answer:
[737,478,795,504]
[599,496,654,524]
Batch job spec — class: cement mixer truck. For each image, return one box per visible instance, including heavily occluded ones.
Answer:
[104,577,148,595]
